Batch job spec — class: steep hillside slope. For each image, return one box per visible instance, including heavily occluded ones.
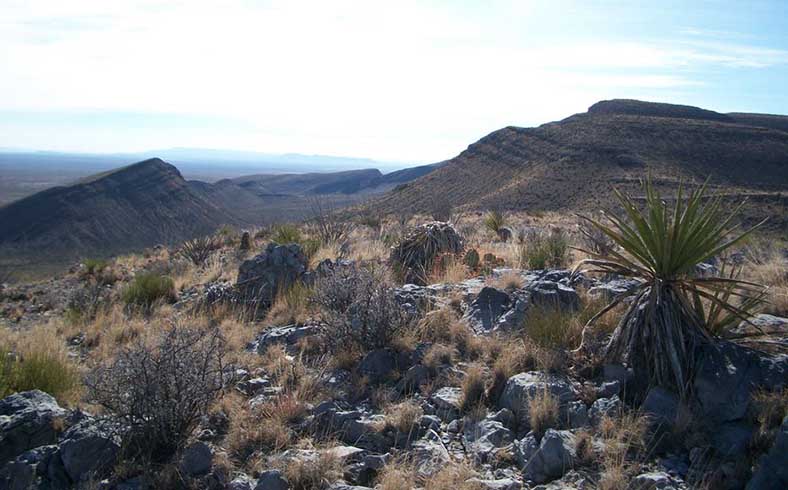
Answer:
[0,158,245,261]
[370,100,788,231]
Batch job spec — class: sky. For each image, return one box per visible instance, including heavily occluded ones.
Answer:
[1,0,788,164]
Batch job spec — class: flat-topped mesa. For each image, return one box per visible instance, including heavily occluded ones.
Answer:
[587,99,733,122]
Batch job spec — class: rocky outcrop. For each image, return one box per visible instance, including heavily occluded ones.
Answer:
[236,242,308,309]
[0,390,66,464]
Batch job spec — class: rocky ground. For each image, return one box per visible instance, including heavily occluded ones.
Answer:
[0,221,786,490]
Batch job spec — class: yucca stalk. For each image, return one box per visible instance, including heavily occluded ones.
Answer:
[572,178,767,396]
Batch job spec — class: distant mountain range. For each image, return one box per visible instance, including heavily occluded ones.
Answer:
[2,99,786,275]
[0,157,442,269]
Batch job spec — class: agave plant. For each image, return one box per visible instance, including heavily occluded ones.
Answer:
[572,178,767,396]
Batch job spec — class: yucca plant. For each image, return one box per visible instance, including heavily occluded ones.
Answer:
[180,235,222,265]
[483,209,507,235]
[572,178,766,396]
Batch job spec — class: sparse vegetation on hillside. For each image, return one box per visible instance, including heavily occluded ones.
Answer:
[0,203,784,489]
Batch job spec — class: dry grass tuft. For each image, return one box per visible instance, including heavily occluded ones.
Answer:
[281,449,342,490]
[527,386,559,436]
[597,411,649,490]
[460,363,488,412]
[383,400,424,435]
[422,344,456,372]
[0,325,81,404]
[487,271,524,291]
[265,281,314,326]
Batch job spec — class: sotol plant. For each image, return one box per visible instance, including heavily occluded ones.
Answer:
[572,179,766,396]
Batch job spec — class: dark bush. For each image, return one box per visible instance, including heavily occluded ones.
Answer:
[86,325,230,462]
[312,265,409,352]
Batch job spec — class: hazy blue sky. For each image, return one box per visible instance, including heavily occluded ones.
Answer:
[2,0,787,163]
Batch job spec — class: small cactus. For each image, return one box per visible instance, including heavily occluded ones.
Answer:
[463,249,480,269]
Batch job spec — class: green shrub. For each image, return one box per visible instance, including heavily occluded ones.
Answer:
[272,224,303,245]
[0,343,80,403]
[519,229,569,270]
[122,273,176,312]
[83,258,109,276]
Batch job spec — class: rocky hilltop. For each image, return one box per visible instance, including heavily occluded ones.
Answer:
[369,99,788,232]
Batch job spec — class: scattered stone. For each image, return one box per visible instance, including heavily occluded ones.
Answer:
[642,387,679,430]
[463,418,514,461]
[0,390,67,464]
[526,281,579,311]
[628,471,673,490]
[463,287,512,332]
[522,429,576,484]
[410,435,451,476]
[430,387,463,422]
[179,441,213,477]
[59,420,120,482]
[255,469,289,490]
[589,396,622,425]
[694,341,787,425]
[255,323,321,355]
[466,477,522,490]
[358,349,399,384]
[566,401,589,429]
[499,372,577,426]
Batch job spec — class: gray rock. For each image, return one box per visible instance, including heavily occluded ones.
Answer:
[490,408,516,428]
[747,415,788,490]
[397,364,430,393]
[526,281,579,311]
[0,390,67,464]
[513,433,540,468]
[712,423,753,456]
[603,364,634,385]
[463,419,514,461]
[0,445,68,490]
[358,349,399,384]
[237,376,272,396]
[566,401,589,429]
[59,420,120,482]
[465,477,522,490]
[255,469,289,490]
[499,372,577,426]
[328,485,373,490]
[694,341,787,424]
[228,475,256,490]
[587,279,641,301]
[237,242,307,309]
[410,434,450,476]
[522,429,576,484]
[256,324,321,355]
[642,387,679,430]
[589,396,622,425]
[463,287,512,332]
[628,471,673,490]
[430,387,463,422]
[179,441,213,477]
[596,380,621,399]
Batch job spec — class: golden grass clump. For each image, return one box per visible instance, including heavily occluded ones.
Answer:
[265,281,314,326]
[527,386,559,436]
[0,325,81,404]
[460,363,488,412]
[281,449,342,490]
